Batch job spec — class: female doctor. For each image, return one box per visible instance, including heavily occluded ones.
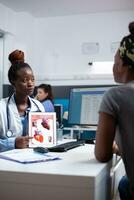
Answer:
[0,50,44,152]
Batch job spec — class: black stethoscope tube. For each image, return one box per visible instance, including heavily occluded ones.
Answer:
[6,95,41,137]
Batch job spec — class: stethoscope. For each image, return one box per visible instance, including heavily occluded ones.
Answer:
[6,95,41,138]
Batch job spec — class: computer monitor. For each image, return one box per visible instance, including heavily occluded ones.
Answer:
[54,104,63,126]
[68,86,113,126]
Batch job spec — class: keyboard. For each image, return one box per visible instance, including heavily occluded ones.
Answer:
[48,140,85,152]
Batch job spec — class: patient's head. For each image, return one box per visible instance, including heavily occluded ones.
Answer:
[113,22,134,83]
[119,21,134,69]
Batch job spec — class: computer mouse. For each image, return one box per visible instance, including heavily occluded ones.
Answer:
[33,147,49,154]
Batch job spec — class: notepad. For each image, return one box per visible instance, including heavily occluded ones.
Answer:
[0,149,60,164]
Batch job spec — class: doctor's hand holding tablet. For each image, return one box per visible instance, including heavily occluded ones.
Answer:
[15,136,33,149]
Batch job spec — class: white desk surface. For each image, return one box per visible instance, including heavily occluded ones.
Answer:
[0,144,106,176]
[0,144,111,200]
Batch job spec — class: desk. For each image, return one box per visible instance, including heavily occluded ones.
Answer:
[111,157,125,200]
[0,144,111,200]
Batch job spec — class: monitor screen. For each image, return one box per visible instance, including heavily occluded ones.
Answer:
[54,104,63,126]
[68,86,112,126]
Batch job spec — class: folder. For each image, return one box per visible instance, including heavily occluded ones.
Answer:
[0,149,60,164]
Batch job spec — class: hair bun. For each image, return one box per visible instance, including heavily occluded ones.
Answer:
[129,21,134,36]
[8,49,24,65]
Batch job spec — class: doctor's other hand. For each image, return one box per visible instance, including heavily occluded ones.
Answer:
[15,136,33,149]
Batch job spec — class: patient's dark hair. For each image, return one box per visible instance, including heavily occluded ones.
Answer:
[129,21,134,36]
[119,21,134,69]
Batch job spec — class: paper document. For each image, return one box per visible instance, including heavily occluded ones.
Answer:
[0,149,60,164]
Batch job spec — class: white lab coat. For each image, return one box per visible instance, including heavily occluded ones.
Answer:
[0,94,45,152]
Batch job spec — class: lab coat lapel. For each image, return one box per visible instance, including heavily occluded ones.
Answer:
[8,95,22,136]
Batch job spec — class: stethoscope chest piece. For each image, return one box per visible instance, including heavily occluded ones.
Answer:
[6,130,13,138]
[6,95,41,138]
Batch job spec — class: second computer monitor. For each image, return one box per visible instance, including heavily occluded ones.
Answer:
[68,86,113,126]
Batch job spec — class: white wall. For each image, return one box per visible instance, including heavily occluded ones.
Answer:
[0,3,16,85]
[33,10,134,85]
[3,12,35,83]
[0,2,134,86]
[0,3,15,33]
[0,3,35,83]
